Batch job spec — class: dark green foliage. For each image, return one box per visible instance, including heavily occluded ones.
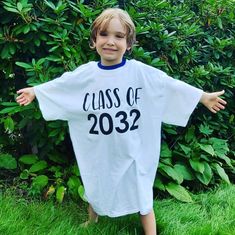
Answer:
[0,0,234,201]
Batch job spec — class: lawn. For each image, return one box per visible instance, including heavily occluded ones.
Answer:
[0,184,235,235]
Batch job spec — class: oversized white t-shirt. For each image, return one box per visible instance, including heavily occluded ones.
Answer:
[34,59,203,217]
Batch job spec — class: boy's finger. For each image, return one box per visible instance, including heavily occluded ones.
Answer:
[16,94,24,100]
[20,100,28,105]
[17,89,24,94]
[23,99,31,105]
[215,90,225,96]
[210,107,217,113]
[17,97,27,103]
[217,97,227,105]
[213,106,221,112]
[216,103,225,109]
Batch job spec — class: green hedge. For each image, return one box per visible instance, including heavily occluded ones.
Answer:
[0,0,234,202]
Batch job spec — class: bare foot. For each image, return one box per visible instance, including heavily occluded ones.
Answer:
[80,204,98,228]
[79,217,98,228]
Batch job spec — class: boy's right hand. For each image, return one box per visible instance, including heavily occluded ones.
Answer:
[16,87,35,106]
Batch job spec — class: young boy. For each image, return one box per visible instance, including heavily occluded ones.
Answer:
[16,8,226,235]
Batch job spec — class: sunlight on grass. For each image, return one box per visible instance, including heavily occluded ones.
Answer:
[0,184,235,235]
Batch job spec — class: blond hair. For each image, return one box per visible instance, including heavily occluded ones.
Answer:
[90,8,136,49]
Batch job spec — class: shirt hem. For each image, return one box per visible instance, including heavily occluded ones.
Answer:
[92,207,153,218]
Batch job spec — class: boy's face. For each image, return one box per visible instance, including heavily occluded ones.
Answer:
[94,17,130,66]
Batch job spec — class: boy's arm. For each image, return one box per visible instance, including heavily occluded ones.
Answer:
[200,90,227,113]
[16,87,35,106]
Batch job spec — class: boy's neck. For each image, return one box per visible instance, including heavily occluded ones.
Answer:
[98,58,126,70]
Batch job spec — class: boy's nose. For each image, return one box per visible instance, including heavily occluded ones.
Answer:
[106,36,115,45]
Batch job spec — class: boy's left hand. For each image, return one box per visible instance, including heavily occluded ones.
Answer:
[200,90,227,113]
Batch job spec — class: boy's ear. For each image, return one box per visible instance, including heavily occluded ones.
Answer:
[90,40,96,49]
[126,47,132,55]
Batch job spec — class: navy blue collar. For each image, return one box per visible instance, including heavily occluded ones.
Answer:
[98,58,126,70]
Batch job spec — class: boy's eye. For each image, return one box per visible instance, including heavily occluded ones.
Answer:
[99,31,107,36]
[116,34,125,38]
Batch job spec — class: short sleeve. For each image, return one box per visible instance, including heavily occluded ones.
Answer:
[162,75,203,127]
[34,71,75,121]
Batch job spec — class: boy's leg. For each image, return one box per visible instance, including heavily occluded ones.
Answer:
[88,204,98,223]
[80,204,98,227]
[139,209,157,235]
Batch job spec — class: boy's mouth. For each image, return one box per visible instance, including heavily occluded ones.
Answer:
[103,48,118,52]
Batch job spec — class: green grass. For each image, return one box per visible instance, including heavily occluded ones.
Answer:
[0,184,235,235]
[155,184,235,235]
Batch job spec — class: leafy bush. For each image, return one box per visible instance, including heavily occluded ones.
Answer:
[0,0,234,202]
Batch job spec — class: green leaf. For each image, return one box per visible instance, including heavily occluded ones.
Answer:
[209,138,229,157]
[0,154,17,169]
[195,162,213,185]
[154,177,165,191]
[46,55,61,62]
[217,155,233,168]
[19,154,38,165]
[1,45,10,59]
[48,121,63,128]
[179,144,191,155]
[4,116,14,133]
[32,175,49,190]
[0,106,21,114]
[166,182,193,202]
[71,164,80,176]
[48,128,60,137]
[78,185,87,202]
[35,39,40,46]
[198,144,215,156]
[17,2,23,11]
[159,164,183,184]
[45,185,55,198]
[217,17,223,29]
[22,7,32,14]
[29,160,47,173]
[199,124,213,135]
[56,186,66,203]
[15,62,33,69]
[67,176,81,189]
[9,44,16,55]
[189,159,205,174]
[67,176,81,197]
[1,102,18,107]
[20,169,29,179]
[2,2,14,7]
[174,163,195,180]
[44,0,56,10]
[185,126,195,143]
[48,153,66,164]
[37,58,46,66]
[160,157,172,166]
[3,6,19,13]
[160,142,172,158]
[212,163,230,184]
[23,25,30,34]
[151,57,166,68]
